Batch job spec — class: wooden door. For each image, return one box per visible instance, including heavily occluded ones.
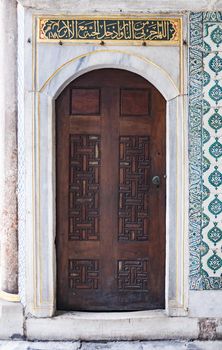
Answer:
[56,69,166,311]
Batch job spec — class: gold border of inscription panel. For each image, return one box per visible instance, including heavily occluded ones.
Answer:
[37,16,181,45]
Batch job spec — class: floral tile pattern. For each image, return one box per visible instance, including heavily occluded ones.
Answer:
[189,12,222,289]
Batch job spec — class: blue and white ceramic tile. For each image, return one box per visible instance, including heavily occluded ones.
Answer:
[189,12,222,289]
[204,23,222,52]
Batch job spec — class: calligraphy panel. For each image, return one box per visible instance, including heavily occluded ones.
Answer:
[69,134,100,241]
[38,18,180,44]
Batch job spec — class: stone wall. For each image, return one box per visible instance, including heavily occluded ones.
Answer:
[0,0,18,295]
[1,0,222,341]
[17,0,222,12]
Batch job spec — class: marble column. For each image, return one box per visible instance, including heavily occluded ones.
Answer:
[0,0,18,295]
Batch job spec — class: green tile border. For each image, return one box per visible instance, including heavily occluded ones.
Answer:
[189,12,222,289]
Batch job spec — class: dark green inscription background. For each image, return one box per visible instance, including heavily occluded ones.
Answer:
[40,19,178,41]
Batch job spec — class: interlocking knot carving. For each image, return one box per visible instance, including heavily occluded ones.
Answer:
[117,259,148,291]
[68,259,99,289]
[69,135,100,240]
[118,136,149,241]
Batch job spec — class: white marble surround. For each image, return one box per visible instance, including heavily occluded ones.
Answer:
[17,0,222,12]
[17,4,189,320]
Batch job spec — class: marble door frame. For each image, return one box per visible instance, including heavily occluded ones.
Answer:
[18,8,188,318]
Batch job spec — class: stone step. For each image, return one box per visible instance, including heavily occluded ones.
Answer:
[0,341,222,350]
[26,311,199,341]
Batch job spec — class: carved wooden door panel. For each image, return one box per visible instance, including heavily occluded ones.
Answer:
[56,69,166,311]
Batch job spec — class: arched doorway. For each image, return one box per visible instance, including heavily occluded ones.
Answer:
[56,68,166,311]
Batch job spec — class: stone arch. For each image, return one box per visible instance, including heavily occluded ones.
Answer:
[40,50,179,101]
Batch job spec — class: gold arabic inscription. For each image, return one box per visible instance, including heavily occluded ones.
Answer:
[38,18,180,44]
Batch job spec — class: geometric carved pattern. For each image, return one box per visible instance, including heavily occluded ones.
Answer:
[69,135,100,240]
[68,259,99,289]
[117,260,148,291]
[118,136,149,241]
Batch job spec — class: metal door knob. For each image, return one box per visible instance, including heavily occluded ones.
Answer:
[152,176,160,186]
